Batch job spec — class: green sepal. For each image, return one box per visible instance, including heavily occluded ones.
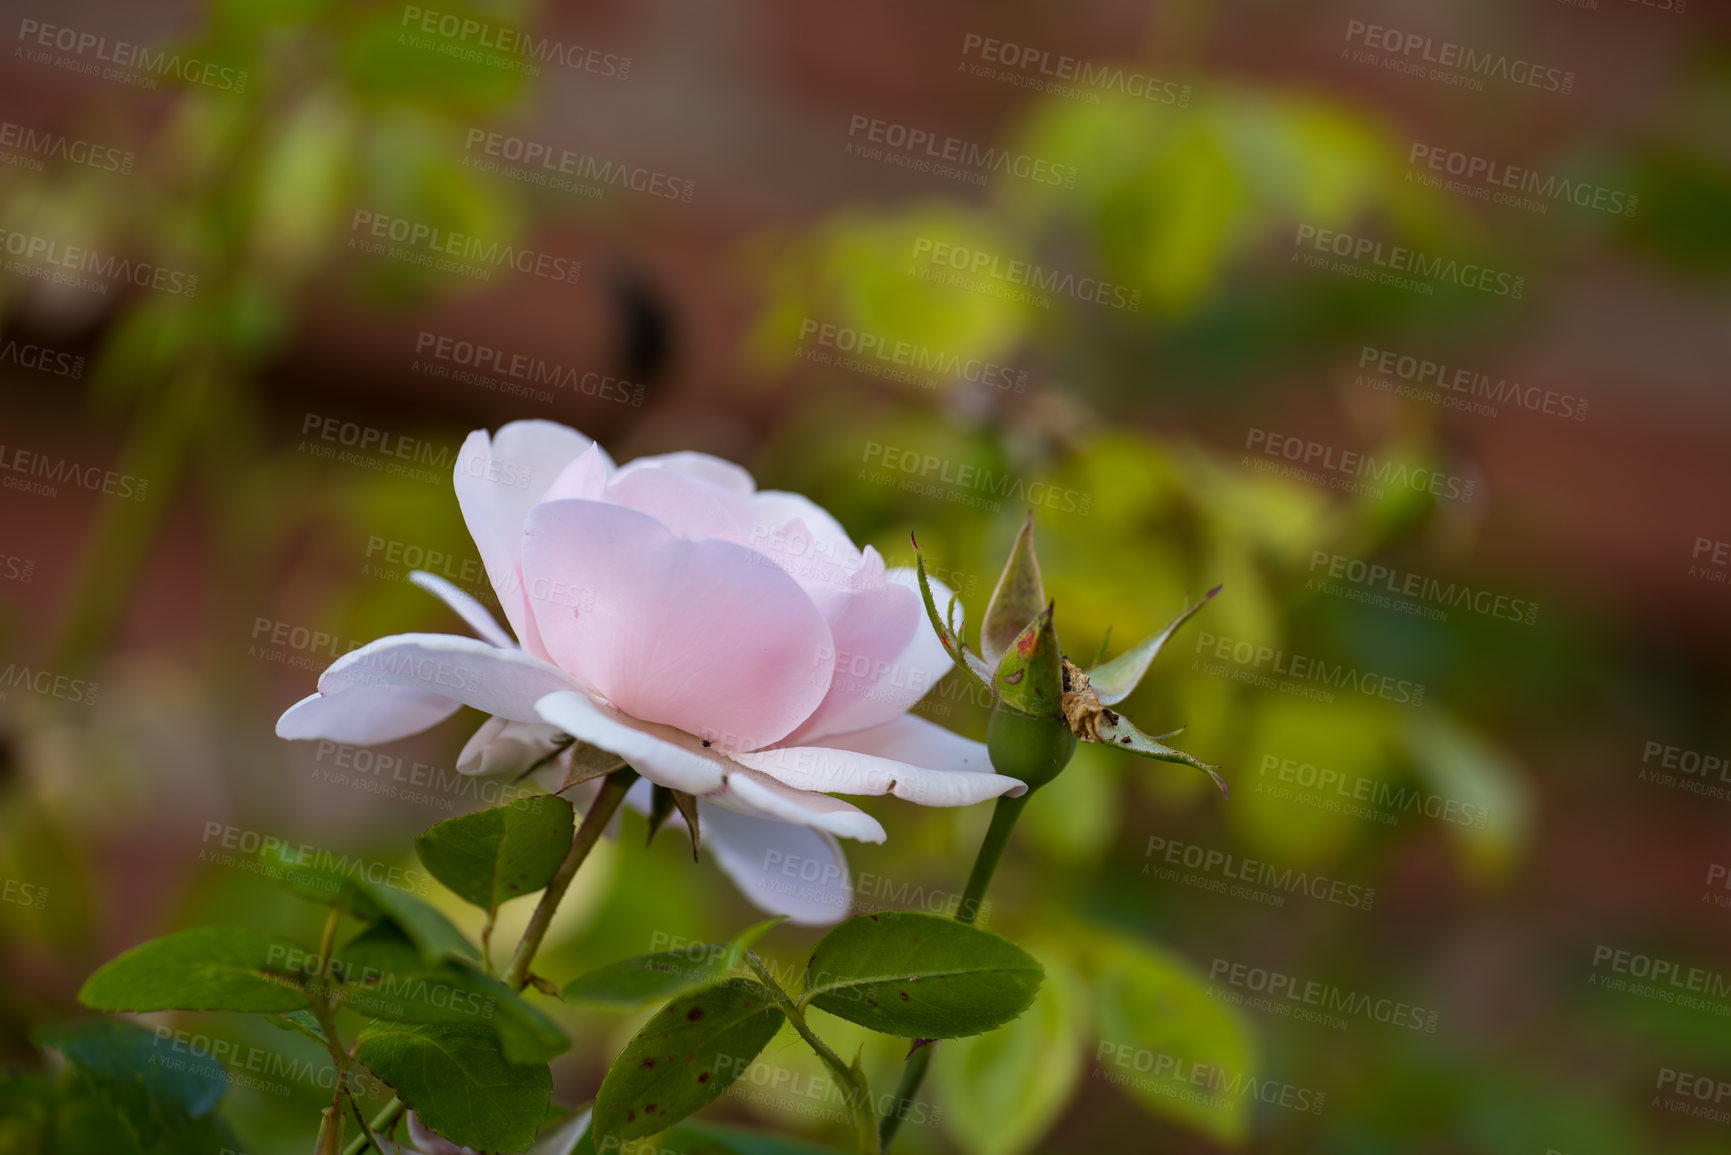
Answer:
[980,512,1046,669]
[992,603,1064,719]
[913,536,995,690]
[646,785,677,845]
[1089,713,1228,798]
[1086,585,1220,705]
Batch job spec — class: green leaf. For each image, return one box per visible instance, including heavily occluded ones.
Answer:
[261,841,475,963]
[78,926,310,1013]
[1085,585,1219,705]
[0,1072,50,1153]
[335,924,568,1064]
[571,1117,846,1154]
[416,795,575,916]
[931,950,1084,1155]
[265,1009,327,1046]
[980,513,1047,669]
[355,1022,550,1153]
[351,881,478,963]
[33,1019,228,1148]
[1087,711,1228,798]
[1093,936,1257,1147]
[564,919,782,1010]
[801,912,1043,1038]
[1403,711,1532,883]
[593,979,786,1143]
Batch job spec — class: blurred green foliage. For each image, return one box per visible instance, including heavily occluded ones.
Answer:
[4,1,1730,1152]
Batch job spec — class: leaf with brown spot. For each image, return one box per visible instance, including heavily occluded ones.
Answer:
[563,918,783,1010]
[594,978,785,1144]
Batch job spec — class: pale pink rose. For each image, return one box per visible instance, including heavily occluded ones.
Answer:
[278,421,1023,924]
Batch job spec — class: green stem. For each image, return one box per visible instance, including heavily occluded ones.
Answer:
[746,954,880,1155]
[503,768,637,990]
[316,906,341,972]
[880,788,1037,1150]
[342,1098,405,1155]
[876,1043,933,1151]
[314,1104,343,1155]
[955,791,1031,925]
[308,907,354,1155]
[344,1094,380,1154]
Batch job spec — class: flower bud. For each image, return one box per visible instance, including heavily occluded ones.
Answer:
[986,702,1077,791]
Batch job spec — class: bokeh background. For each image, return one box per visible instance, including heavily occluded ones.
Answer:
[3,0,1730,1152]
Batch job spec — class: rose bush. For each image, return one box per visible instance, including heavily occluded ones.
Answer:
[277,420,1025,923]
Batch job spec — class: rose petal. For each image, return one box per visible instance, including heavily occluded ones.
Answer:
[697,802,855,925]
[709,767,887,843]
[617,450,757,497]
[289,634,579,734]
[534,689,727,794]
[603,465,748,541]
[522,500,834,750]
[781,574,922,744]
[733,724,1023,807]
[541,443,613,504]
[409,570,515,649]
[454,422,606,657]
[456,716,568,776]
[276,685,460,745]
[747,492,860,564]
[819,713,1002,776]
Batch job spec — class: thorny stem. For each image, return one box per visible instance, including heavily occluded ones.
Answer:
[504,768,638,991]
[879,788,1039,1151]
[746,953,881,1155]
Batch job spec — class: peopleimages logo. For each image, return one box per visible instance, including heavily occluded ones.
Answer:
[1208,957,1441,1033]
[0,443,149,502]
[861,441,1093,515]
[413,331,644,407]
[0,226,198,297]
[1307,549,1540,626]
[0,337,85,379]
[462,129,694,203]
[399,7,629,79]
[796,319,1028,393]
[1244,428,1478,503]
[1342,20,1574,95]
[349,210,582,284]
[1144,834,1377,910]
[16,18,250,92]
[846,115,1079,189]
[1294,225,1524,298]
[1256,753,1490,829]
[958,34,1192,107]
[910,237,1141,312]
[1093,1043,1326,1116]
[1407,143,1636,217]
[0,663,99,706]
[0,120,134,174]
[1356,345,1587,422]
